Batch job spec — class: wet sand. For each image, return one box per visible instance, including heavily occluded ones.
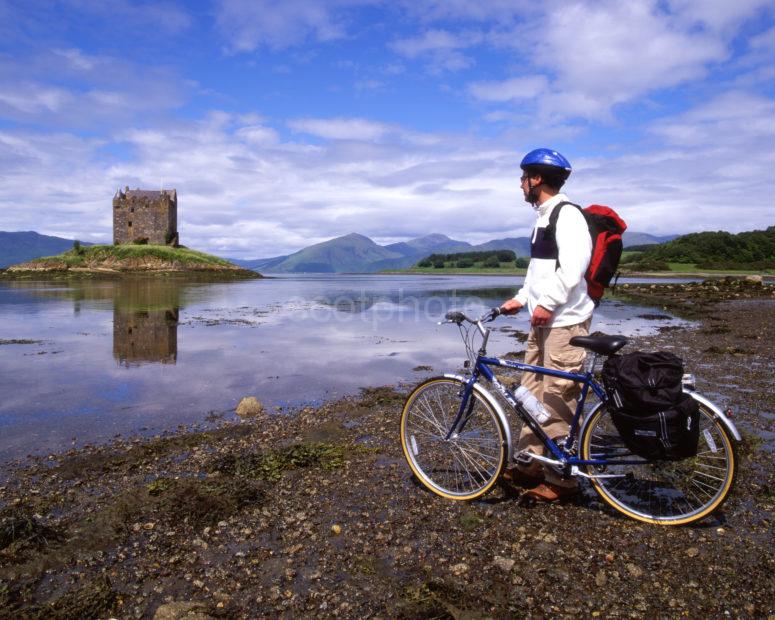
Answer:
[1,281,773,619]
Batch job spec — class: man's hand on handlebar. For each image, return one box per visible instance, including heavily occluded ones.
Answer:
[498,299,523,315]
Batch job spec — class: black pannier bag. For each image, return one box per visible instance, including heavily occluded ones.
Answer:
[601,351,700,461]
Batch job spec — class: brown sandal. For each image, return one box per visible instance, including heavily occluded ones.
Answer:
[501,466,544,489]
[520,482,579,503]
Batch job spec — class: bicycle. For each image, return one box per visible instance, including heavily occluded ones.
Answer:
[400,309,741,525]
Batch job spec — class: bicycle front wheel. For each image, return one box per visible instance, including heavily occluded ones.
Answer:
[580,395,737,525]
[400,377,507,501]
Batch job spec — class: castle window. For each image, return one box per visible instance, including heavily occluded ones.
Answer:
[130,207,134,213]
[128,221,132,227]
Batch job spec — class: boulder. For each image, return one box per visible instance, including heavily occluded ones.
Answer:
[153,601,213,620]
[236,396,265,418]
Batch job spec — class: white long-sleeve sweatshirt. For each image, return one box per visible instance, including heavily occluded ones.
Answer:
[513,193,595,327]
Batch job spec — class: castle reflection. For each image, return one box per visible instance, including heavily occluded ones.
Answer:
[113,307,178,366]
[112,279,181,366]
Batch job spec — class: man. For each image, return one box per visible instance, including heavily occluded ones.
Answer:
[499,148,594,502]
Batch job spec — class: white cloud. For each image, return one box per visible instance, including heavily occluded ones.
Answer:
[412,1,768,121]
[749,25,775,51]
[288,117,391,141]
[214,0,376,53]
[390,29,481,72]
[564,92,775,235]
[666,0,773,32]
[236,125,279,145]
[391,29,480,57]
[68,0,193,34]
[0,50,189,128]
[354,78,385,92]
[396,0,531,24]
[53,48,100,72]
[0,130,112,241]
[650,91,775,148]
[0,83,73,115]
[468,75,548,102]
[531,1,728,118]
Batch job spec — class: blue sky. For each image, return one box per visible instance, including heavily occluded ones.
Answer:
[1,0,774,258]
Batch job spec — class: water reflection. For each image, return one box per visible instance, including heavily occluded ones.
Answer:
[114,310,179,366]
[0,274,696,462]
[111,279,181,366]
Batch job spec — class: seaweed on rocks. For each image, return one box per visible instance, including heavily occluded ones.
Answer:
[0,509,63,553]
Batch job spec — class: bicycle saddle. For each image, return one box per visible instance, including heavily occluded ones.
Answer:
[569,335,629,356]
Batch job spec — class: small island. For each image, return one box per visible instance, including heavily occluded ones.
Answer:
[0,243,261,279]
[0,187,261,280]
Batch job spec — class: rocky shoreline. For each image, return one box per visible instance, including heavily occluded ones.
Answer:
[0,280,773,619]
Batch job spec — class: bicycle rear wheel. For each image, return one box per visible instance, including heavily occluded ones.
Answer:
[580,395,737,525]
[400,377,506,501]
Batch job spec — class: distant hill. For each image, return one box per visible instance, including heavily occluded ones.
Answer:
[265,233,405,273]
[623,232,679,247]
[472,237,532,256]
[624,226,775,270]
[0,231,96,268]
[231,255,290,271]
[384,233,472,257]
[230,228,678,273]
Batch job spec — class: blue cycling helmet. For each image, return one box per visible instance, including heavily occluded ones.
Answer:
[520,148,572,173]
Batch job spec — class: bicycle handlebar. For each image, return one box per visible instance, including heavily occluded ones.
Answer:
[441,307,501,326]
[439,307,500,353]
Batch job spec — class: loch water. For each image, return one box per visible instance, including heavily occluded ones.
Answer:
[0,274,695,461]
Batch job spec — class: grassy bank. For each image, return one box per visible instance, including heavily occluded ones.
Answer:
[29,244,235,267]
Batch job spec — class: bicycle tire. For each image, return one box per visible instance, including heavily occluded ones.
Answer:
[400,377,507,501]
[580,394,737,525]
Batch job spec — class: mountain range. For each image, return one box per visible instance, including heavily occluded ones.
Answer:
[231,231,677,273]
[0,231,95,268]
[0,229,676,273]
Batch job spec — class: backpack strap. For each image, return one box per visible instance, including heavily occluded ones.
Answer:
[546,201,582,239]
[546,201,583,270]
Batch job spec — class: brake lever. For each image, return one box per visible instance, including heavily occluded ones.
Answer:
[479,307,502,323]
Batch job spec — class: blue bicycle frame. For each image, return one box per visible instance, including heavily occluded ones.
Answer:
[445,352,641,469]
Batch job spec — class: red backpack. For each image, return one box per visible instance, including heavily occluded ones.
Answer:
[547,202,627,305]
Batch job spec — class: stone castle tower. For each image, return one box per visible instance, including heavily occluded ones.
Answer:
[113,187,178,245]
